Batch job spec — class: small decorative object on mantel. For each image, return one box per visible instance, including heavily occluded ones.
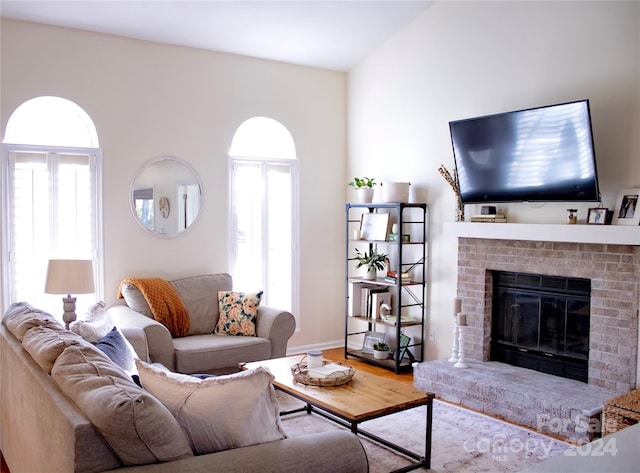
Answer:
[587,207,610,225]
[348,176,377,203]
[438,165,464,221]
[566,209,578,224]
[612,188,640,226]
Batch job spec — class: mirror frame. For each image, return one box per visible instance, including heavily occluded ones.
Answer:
[129,155,204,238]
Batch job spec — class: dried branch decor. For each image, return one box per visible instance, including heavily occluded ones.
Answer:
[438,165,464,222]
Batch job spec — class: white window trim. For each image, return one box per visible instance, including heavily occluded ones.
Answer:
[1,143,104,312]
[228,155,300,330]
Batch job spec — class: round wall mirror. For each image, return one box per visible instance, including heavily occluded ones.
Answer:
[130,156,204,237]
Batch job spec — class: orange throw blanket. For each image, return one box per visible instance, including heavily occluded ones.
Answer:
[118,277,190,337]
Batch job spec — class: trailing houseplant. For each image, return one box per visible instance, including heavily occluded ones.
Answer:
[348,177,377,203]
[348,177,377,189]
[353,248,388,280]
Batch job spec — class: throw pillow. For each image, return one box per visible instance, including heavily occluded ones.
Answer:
[70,303,114,343]
[214,290,263,336]
[136,360,286,455]
[52,345,193,466]
[2,301,62,341]
[22,325,92,373]
[95,327,140,383]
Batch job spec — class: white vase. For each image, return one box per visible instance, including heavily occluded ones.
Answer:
[363,267,377,280]
[373,349,389,360]
[354,188,374,203]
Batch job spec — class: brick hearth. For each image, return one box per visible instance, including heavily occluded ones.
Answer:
[415,235,639,443]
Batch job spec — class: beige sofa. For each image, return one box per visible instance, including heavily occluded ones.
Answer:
[110,273,295,373]
[0,302,368,473]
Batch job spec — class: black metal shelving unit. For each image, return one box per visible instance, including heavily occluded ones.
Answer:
[344,203,427,373]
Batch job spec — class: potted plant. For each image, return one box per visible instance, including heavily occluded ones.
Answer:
[353,248,387,280]
[348,177,377,203]
[373,342,390,360]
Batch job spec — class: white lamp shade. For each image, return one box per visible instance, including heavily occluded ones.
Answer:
[45,259,95,295]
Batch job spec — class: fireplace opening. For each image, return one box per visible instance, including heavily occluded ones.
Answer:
[491,271,590,382]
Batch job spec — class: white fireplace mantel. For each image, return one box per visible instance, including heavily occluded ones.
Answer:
[444,222,639,245]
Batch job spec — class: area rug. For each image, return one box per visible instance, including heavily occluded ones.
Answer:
[277,392,570,473]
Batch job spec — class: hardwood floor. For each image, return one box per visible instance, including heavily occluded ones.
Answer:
[0,348,411,473]
[321,347,414,386]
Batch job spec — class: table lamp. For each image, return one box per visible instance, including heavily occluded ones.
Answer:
[45,259,95,329]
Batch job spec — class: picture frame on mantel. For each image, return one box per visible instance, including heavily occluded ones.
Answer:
[612,188,640,226]
[587,207,608,225]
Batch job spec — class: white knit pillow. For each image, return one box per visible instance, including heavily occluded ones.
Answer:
[136,360,286,454]
[70,301,113,343]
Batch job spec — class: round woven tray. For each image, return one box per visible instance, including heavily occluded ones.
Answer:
[291,360,355,387]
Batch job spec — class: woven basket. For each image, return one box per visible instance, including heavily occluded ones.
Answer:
[603,389,640,436]
[291,360,355,387]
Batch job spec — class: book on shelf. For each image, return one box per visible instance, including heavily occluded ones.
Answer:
[362,286,388,318]
[349,282,377,317]
[384,275,411,284]
[386,270,410,279]
[471,214,507,223]
[349,283,389,318]
[371,291,391,320]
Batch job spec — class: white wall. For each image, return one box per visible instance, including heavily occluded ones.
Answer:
[0,19,348,351]
[348,1,640,360]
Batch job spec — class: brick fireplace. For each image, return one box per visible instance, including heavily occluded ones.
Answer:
[414,223,640,442]
[459,237,638,392]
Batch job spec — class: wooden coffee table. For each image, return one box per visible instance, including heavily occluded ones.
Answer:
[243,355,435,472]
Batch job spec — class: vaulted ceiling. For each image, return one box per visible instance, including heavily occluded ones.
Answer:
[1,0,433,71]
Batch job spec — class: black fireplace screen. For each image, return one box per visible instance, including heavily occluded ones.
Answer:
[491,271,590,382]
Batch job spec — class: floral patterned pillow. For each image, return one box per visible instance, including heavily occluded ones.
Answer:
[215,291,263,336]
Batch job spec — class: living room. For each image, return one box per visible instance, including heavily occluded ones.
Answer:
[2,0,637,365]
[1,1,639,470]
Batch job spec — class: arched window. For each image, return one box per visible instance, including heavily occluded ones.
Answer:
[4,96,99,147]
[2,96,102,316]
[229,117,298,320]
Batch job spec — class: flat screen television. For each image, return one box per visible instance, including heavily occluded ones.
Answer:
[449,99,600,204]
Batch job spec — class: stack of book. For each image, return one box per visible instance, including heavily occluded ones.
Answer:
[384,271,411,283]
[471,214,507,223]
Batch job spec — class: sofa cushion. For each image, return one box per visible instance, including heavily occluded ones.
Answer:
[173,334,271,373]
[2,302,62,341]
[70,302,114,343]
[136,360,286,455]
[215,290,263,336]
[22,325,92,373]
[170,273,232,336]
[52,345,193,466]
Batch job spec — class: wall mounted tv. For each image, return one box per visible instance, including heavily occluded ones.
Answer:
[449,99,600,204]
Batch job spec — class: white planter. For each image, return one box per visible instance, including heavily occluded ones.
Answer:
[373,349,389,360]
[353,188,374,203]
[381,182,410,203]
[363,267,377,280]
